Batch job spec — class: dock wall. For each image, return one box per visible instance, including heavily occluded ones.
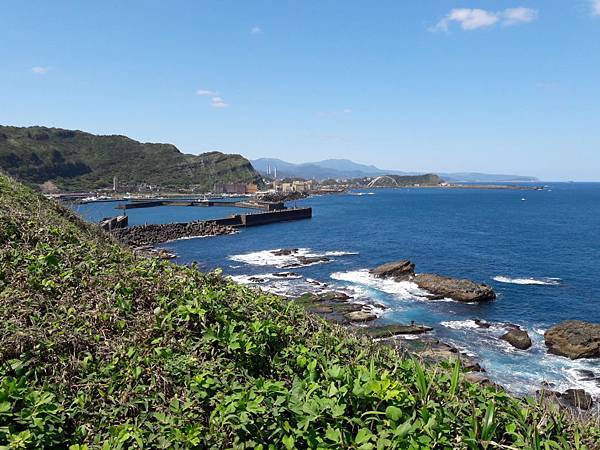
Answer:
[239,207,312,226]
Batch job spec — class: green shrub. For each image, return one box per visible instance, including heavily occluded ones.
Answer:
[1,174,599,449]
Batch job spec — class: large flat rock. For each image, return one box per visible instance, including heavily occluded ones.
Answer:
[545,320,600,359]
[370,260,495,302]
[413,274,496,302]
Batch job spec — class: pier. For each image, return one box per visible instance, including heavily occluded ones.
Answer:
[116,199,285,211]
[110,207,312,246]
[216,207,312,227]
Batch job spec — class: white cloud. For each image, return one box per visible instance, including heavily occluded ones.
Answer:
[196,89,218,96]
[502,7,538,26]
[592,0,600,16]
[31,66,50,75]
[196,88,229,108]
[210,96,229,108]
[250,26,263,35]
[431,7,537,32]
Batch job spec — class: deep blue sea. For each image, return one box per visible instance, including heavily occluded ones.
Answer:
[72,183,600,398]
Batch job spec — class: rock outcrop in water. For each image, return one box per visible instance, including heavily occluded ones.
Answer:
[501,329,532,350]
[370,260,415,280]
[370,260,496,302]
[544,320,600,359]
[270,249,332,268]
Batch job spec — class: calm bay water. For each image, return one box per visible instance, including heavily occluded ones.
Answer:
[72,183,600,397]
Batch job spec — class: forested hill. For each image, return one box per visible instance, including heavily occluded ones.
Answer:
[0,125,262,192]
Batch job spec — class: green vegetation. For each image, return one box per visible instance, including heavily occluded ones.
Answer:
[0,172,598,449]
[0,126,262,192]
[366,174,442,187]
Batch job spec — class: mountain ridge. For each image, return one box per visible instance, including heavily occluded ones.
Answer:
[252,157,539,182]
[0,125,263,192]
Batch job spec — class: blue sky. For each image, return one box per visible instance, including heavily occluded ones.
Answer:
[1,1,599,180]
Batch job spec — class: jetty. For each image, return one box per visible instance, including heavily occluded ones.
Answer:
[116,199,285,211]
[216,207,312,227]
[110,207,312,246]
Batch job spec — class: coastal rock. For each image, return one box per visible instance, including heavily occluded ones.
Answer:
[501,329,532,350]
[474,319,491,329]
[399,338,484,373]
[370,260,415,280]
[248,277,267,283]
[283,257,330,268]
[536,388,594,410]
[271,248,298,256]
[544,320,600,359]
[361,323,433,339]
[345,310,377,323]
[413,274,496,302]
[113,221,234,247]
[272,271,299,278]
[133,246,176,260]
[463,372,501,389]
[561,389,594,410]
[318,291,351,302]
[307,305,334,314]
[370,260,495,302]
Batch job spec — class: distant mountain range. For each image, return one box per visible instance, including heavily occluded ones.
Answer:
[251,158,539,183]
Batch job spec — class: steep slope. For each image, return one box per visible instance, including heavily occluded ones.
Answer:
[0,125,262,191]
[0,172,596,448]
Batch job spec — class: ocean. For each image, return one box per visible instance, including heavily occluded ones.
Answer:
[72,183,600,398]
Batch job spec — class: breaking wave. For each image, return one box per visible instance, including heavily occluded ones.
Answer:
[228,248,357,269]
[493,276,561,286]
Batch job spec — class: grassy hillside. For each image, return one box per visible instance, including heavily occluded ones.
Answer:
[0,173,598,449]
[0,126,262,192]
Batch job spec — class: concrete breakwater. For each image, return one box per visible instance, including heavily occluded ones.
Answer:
[117,199,285,211]
[112,208,312,246]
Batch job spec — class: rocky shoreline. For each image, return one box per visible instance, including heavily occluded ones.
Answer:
[283,258,599,411]
[122,237,600,411]
[111,221,235,247]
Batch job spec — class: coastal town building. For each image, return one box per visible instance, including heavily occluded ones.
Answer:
[273,179,315,193]
[213,183,258,195]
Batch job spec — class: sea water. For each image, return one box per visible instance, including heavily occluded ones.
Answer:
[71,183,600,398]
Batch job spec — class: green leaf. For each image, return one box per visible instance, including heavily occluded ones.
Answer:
[449,358,461,397]
[385,405,402,421]
[325,426,342,443]
[282,435,295,450]
[355,428,373,444]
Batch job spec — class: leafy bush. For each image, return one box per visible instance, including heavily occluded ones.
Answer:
[0,174,598,449]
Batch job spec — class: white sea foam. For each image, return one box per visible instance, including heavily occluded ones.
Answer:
[493,276,561,286]
[229,248,310,267]
[324,251,359,256]
[330,269,427,300]
[229,248,356,269]
[440,319,482,330]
